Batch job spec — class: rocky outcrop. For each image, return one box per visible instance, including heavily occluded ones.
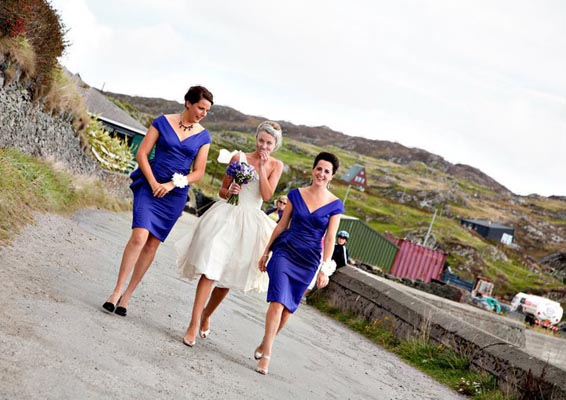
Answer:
[541,252,566,282]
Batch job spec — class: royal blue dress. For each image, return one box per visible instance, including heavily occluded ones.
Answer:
[129,115,211,242]
[266,188,344,312]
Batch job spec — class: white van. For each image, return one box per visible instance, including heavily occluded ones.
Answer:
[511,292,563,326]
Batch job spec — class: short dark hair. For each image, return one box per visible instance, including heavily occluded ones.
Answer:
[184,86,214,105]
[313,152,339,175]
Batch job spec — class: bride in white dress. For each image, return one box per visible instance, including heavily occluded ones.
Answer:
[176,121,284,347]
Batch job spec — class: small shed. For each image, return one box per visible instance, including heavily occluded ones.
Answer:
[460,219,515,244]
[338,216,398,271]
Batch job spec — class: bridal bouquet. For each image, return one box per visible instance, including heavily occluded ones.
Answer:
[225,161,256,205]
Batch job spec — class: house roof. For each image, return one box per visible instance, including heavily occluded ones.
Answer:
[340,164,366,183]
[68,70,147,134]
[82,87,147,134]
[460,219,514,230]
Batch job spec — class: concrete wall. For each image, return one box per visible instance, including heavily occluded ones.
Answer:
[317,267,566,399]
[0,55,131,200]
[388,277,526,347]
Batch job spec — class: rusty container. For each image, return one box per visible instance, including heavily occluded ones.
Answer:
[389,239,446,282]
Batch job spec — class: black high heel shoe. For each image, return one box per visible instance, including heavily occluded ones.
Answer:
[102,296,118,313]
[114,297,127,317]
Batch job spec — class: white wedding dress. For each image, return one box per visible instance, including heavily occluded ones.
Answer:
[175,153,276,292]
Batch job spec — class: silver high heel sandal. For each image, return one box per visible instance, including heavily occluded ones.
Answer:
[199,328,210,339]
[255,354,271,375]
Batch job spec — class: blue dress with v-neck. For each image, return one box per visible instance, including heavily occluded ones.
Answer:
[129,115,211,241]
[266,188,344,312]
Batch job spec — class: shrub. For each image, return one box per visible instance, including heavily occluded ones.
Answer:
[0,35,36,77]
[42,66,90,130]
[86,116,135,173]
[0,0,67,96]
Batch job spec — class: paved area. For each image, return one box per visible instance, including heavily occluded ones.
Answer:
[0,210,465,400]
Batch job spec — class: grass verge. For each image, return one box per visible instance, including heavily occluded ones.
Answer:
[0,148,130,245]
[308,295,514,399]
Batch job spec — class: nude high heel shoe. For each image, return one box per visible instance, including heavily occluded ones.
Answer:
[183,329,197,347]
[255,354,271,375]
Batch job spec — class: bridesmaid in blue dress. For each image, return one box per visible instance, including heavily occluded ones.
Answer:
[102,86,213,317]
[255,152,344,374]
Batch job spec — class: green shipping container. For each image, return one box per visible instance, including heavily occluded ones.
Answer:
[338,216,398,272]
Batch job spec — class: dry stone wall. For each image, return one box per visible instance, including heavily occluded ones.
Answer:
[0,56,131,199]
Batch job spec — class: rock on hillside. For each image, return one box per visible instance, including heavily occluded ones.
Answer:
[105,91,510,195]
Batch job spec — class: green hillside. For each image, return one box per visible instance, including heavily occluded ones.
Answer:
[109,81,566,304]
[193,129,565,300]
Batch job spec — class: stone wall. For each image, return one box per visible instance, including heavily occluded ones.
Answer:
[0,55,131,200]
[316,267,566,399]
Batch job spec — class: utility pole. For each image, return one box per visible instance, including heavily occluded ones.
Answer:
[423,208,438,247]
[343,184,352,207]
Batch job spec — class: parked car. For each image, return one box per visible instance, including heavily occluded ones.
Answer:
[472,295,502,314]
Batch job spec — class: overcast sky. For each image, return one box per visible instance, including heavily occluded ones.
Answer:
[50,0,566,196]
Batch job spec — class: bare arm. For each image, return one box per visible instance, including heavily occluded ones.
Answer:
[218,153,241,199]
[258,200,293,272]
[322,214,341,263]
[136,125,166,196]
[186,143,210,185]
[317,213,342,288]
[258,158,284,201]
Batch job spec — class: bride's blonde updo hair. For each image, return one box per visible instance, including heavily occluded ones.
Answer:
[256,121,283,152]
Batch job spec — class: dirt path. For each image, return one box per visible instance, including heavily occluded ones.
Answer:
[0,210,464,399]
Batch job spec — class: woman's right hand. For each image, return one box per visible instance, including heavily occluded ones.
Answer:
[316,272,330,289]
[258,254,269,272]
[152,182,174,198]
[228,182,241,195]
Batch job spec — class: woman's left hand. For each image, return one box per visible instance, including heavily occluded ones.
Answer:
[316,272,329,289]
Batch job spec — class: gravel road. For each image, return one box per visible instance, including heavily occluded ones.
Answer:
[0,210,465,400]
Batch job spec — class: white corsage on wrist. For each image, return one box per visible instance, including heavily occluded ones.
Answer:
[319,260,337,276]
[172,173,189,188]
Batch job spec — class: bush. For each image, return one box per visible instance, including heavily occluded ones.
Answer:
[86,116,135,173]
[0,35,36,79]
[0,0,66,96]
[42,66,90,130]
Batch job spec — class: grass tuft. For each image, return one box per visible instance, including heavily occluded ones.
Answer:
[308,295,514,399]
[0,148,130,245]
